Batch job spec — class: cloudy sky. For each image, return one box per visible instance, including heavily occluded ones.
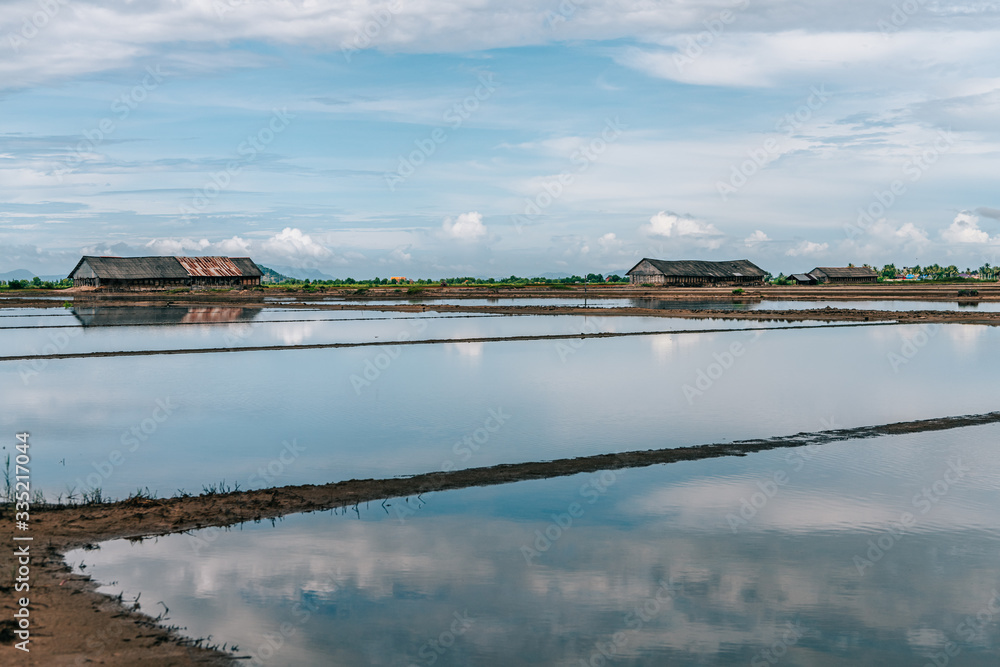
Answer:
[2,0,999,278]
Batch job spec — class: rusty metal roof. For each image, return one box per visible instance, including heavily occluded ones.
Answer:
[176,256,242,277]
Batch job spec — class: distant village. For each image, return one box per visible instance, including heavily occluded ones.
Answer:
[1,255,998,290]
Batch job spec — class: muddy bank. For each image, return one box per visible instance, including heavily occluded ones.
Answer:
[4,281,1000,308]
[3,410,999,665]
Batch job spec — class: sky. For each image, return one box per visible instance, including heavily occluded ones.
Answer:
[1,0,999,278]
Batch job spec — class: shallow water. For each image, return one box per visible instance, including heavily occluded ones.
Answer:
[68,425,1000,666]
[1,318,994,500]
[0,305,833,357]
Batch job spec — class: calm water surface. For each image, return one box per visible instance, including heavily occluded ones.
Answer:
[0,306,816,357]
[0,319,995,500]
[68,425,1000,665]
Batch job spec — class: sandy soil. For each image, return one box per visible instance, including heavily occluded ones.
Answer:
[2,410,999,665]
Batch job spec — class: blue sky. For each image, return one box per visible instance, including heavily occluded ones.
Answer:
[2,0,999,277]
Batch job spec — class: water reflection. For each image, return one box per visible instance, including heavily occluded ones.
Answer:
[6,323,1000,499]
[69,427,1000,666]
[72,306,262,327]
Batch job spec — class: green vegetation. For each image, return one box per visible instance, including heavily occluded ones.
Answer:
[876,263,998,281]
[253,266,631,289]
[0,277,71,290]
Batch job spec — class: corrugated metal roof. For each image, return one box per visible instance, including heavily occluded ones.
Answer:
[627,258,767,278]
[790,273,815,282]
[810,266,877,279]
[177,256,243,277]
[69,256,263,280]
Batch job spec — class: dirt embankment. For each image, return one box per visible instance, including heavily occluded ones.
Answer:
[3,410,1000,665]
[5,281,1000,307]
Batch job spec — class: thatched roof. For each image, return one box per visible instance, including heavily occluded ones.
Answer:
[627,258,767,278]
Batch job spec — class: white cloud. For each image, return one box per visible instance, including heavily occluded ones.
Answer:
[941,212,992,244]
[786,240,829,257]
[385,247,413,264]
[841,219,930,259]
[641,211,723,249]
[260,227,332,261]
[618,30,1000,88]
[213,236,253,256]
[441,211,487,241]
[144,238,210,255]
[744,230,769,247]
[598,232,622,251]
[642,211,721,238]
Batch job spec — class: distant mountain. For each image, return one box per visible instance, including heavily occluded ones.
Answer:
[265,265,337,281]
[534,272,571,280]
[257,265,293,284]
[0,269,36,281]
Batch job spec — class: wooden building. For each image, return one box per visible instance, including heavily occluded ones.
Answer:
[808,266,877,284]
[68,256,262,290]
[788,273,818,285]
[626,258,767,286]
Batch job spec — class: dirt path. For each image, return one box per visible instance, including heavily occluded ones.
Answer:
[4,281,1000,308]
[2,410,999,665]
